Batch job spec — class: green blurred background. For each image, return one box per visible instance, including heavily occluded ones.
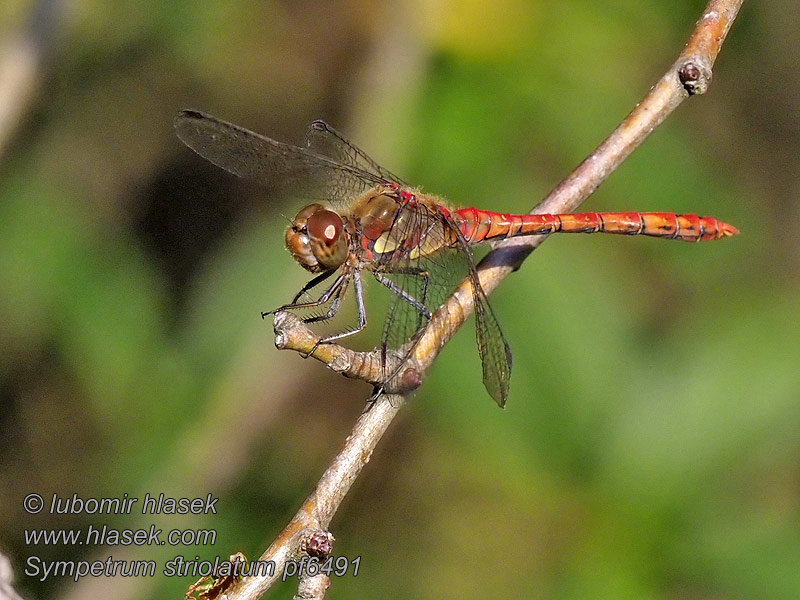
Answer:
[1,1,798,598]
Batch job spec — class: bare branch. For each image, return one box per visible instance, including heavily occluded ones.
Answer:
[271,0,744,395]
[231,1,744,598]
[273,311,422,395]
[225,394,405,599]
[408,0,744,377]
[293,574,330,600]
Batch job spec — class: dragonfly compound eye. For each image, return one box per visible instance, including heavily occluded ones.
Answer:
[306,208,348,271]
[286,204,327,273]
[286,204,347,273]
[307,209,342,243]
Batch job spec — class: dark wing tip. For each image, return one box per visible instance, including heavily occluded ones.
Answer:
[309,120,331,132]
[174,110,225,153]
[176,109,207,121]
[174,109,212,134]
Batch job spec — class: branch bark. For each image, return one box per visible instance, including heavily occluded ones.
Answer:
[226,394,404,599]
[224,1,744,598]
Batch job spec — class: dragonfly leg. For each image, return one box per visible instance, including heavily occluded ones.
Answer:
[385,264,433,328]
[296,275,350,327]
[264,275,325,317]
[263,271,347,320]
[302,290,345,324]
[312,268,368,345]
[373,272,432,321]
[415,270,431,330]
[290,270,335,304]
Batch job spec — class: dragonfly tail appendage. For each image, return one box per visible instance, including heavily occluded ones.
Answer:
[454,208,738,243]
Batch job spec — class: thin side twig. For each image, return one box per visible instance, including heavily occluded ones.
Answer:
[226,2,743,598]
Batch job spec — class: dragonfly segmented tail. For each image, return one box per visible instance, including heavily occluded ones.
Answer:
[451,209,739,243]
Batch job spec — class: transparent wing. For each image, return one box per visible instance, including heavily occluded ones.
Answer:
[471,274,512,407]
[376,202,512,407]
[440,209,512,407]
[378,203,463,350]
[304,120,408,186]
[174,110,387,207]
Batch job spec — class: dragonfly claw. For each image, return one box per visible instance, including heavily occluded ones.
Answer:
[368,387,383,404]
[301,338,324,359]
[262,305,293,319]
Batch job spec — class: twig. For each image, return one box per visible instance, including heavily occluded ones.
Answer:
[226,394,404,599]
[411,0,744,374]
[273,311,421,395]
[293,574,330,600]
[225,1,744,598]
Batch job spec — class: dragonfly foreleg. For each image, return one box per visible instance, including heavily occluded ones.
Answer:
[314,268,368,344]
[264,271,348,320]
[295,274,350,325]
[290,270,335,304]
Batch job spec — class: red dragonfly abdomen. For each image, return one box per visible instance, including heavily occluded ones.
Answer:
[451,208,739,243]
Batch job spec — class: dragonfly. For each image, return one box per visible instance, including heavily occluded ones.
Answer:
[174,110,738,407]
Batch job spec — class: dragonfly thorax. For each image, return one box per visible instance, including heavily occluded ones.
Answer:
[352,189,400,242]
[285,204,349,273]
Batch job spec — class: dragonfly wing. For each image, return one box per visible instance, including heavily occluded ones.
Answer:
[438,210,512,407]
[472,279,512,407]
[380,245,465,351]
[375,201,511,406]
[174,110,383,205]
[305,120,408,186]
[374,202,461,377]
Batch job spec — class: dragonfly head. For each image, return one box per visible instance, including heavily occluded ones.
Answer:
[286,204,349,273]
